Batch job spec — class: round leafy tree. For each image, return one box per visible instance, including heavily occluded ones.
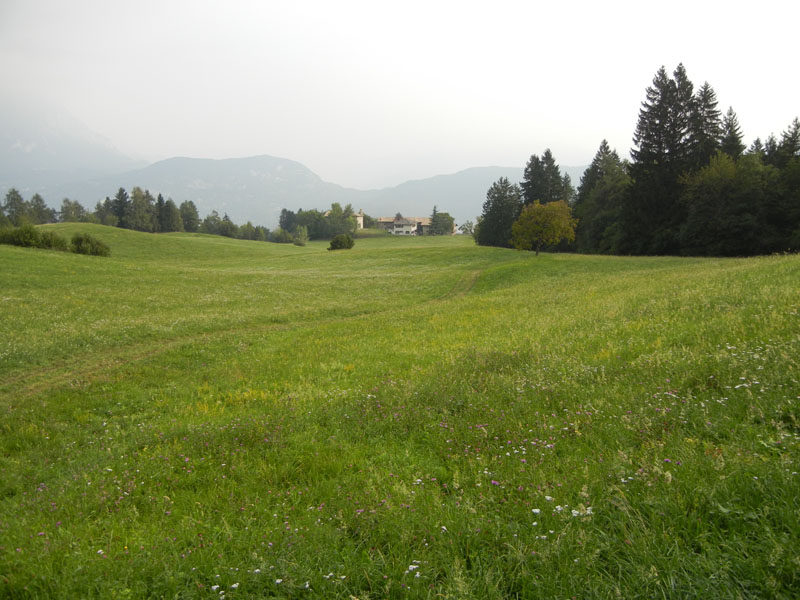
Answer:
[328,233,354,251]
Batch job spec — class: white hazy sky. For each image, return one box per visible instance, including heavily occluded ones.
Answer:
[2,0,798,189]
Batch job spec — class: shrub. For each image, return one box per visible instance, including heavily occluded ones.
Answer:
[0,224,41,247]
[269,228,294,244]
[71,232,111,256]
[328,233,354,251]
[293,225,309,247]
[37,230,69,251]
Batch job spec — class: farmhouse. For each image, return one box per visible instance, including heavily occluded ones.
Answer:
[377,215,433,235]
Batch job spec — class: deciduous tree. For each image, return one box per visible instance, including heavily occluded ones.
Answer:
[179,201,200,232]
[511,200,577,255]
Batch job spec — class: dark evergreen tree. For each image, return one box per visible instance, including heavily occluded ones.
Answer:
[179,201,200,232]
[748,137,765,157]
[623,64,695,254]
[575,140,614,207]
[111,188,130,225]
[573,141,630,254]
[154,193,166,232]
[475,177,522,247]
[773,118,800,169]
[763,134,779,166]
[521,149,569,205]
[688,82,722,169]
[720,107,746,159]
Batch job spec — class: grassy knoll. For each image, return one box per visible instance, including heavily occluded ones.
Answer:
[1,225,798,598]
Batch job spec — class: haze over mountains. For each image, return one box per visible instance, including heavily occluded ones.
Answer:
[1,101,586,228]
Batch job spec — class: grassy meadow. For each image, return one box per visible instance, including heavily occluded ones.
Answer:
[1,224,799,598]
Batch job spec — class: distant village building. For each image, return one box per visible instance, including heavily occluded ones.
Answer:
[355,210,364,229]
[376,215,435,235]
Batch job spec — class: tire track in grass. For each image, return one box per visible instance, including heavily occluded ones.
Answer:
[2,268,485,399]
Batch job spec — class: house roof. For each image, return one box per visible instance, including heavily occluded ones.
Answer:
[378,216,432,226]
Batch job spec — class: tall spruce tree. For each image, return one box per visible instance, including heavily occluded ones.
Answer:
[476,177,522,247]
[112,188,130,226]
[720,107,746,159]
[521,149,569,205]
[574,141,629,254]
[688,81,722,169]
[624,64,695,254]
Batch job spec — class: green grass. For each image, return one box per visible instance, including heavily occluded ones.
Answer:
[1,224,799,598]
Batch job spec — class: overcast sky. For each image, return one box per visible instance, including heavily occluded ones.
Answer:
[2,0,798,189]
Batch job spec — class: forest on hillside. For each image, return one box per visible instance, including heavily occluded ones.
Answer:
[476,64,800,256]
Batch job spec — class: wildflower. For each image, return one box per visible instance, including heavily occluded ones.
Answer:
[254,569,261,574]
[441,525,447,532]
[408,565,418,571]
[211,585,219,591]
[231,583,239,589]
[97,549,104,555]
[544,495,553,501]
[491,480,500,486]
[532,508,540,514]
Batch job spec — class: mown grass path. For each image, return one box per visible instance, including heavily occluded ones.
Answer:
[1,225,798,598]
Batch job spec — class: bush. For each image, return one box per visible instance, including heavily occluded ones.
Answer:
[71,232,111,256]
[328,234,355,251]
[269,228,294,244]
[0,224,41,247]
[37,230,69,251]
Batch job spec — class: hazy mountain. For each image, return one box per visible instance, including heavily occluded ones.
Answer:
[0,97,587,227]
[0,97,144,191]
[39,159,587,228]
[44,155,367,226]
[41,159,535,228]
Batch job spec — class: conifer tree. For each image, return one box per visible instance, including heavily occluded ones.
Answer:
[624,64,695,254]
[688,82,722,169]
[574,141,629,254]
[521,149,569,205]
[111,188,129,226]
[476,177,522,247]
[28,194,56,224]
[720,107,746,159]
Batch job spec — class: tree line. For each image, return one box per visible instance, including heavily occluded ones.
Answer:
[477,64,800,256]
[0,186,278,242]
